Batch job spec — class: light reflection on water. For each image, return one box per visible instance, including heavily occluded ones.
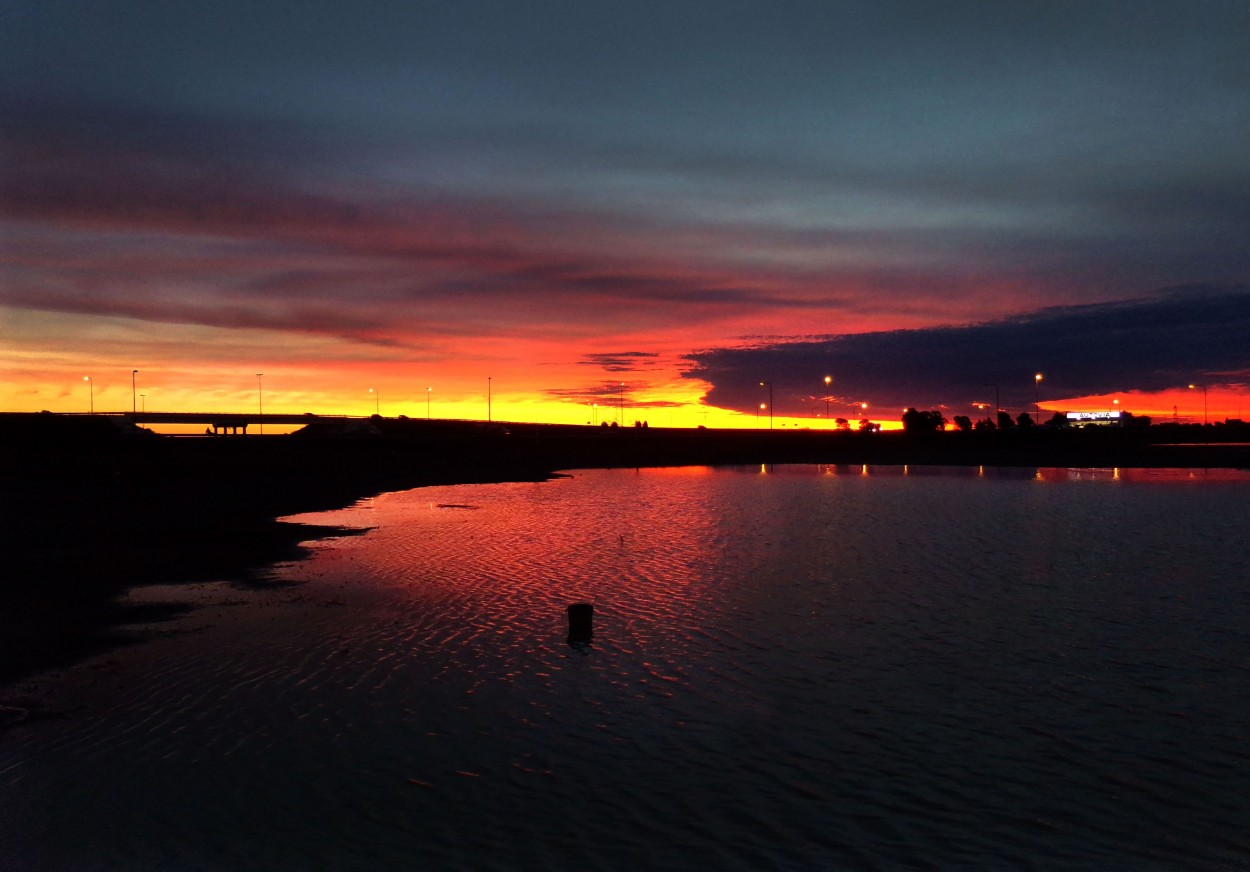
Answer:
[3,466,1249,871]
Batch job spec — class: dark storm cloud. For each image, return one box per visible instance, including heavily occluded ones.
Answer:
[683,286,1250,415]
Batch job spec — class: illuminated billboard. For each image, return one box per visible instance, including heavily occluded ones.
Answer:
[1065,410,1123,425]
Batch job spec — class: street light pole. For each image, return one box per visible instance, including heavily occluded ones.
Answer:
[759,381,773,429]
[1034,373,1044,424]
[619,382,625,426]
[1189,383,1208,426]
[369,387,379,415]
[84,376,93,414]
[488,377,492,423]
[983,383,999,424]
[427,387,431,420]
[257,373,263,434]
[824,375,832,425]
[132,370,138,414]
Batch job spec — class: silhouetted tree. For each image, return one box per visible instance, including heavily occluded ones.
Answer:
[974,417,997,431]
[901,408,947,434]
[1046,411,1068,428]
[952,415,972,432]
[1016,412,1035,428]
[997,411,1015,430]
[834,417,850,430]
[857,419,879,432]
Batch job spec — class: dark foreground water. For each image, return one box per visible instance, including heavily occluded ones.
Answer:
[3,465,1249,870]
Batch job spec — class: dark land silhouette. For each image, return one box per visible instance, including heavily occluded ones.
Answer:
[2,411,1248,687]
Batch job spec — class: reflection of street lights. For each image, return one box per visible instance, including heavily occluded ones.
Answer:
[84,375,93,414]
[823,375,832,424]
[1034,373,1044,423]
[1189,383,1208,426]
[759,381,773,429]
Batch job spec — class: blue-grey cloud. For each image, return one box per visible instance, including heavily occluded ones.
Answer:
[683,285,1250,415]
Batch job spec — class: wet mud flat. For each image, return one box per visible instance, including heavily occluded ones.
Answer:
[0,433,555,688]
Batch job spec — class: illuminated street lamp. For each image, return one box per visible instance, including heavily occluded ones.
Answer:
[823,375,832,424]
[758,402,766,426]
[1034,373,1044,423]
[369,387,379,415]
[426,386,432,420]
[759,381,773,429]
[84,375,93,414]
[1189,383,1208,426]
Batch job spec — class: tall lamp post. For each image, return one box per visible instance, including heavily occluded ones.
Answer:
[426,386,431,420]
[488,377,492,423]
[983,383,1000,424]
[1188,383,1208,426]
[257,373,263,434]
[823,375,832,424]
[1034,373,1044,423]
[131,370,138,414]
[84,375,93,414]
[759,381,773,429]
[140,394,146,413]
[369,387,379,415]
[619,381,625,426]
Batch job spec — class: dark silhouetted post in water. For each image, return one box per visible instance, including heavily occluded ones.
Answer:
[567,603,594,649]
[760,381,773,429]
[132,369,138,414]
[84,375,93,414]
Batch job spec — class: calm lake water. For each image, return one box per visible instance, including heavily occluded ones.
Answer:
[3,465,1249,870]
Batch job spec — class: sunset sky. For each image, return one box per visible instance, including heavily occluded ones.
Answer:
[3,1,1248,426]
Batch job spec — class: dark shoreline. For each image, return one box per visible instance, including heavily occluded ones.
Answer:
[3,413,1248,687]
